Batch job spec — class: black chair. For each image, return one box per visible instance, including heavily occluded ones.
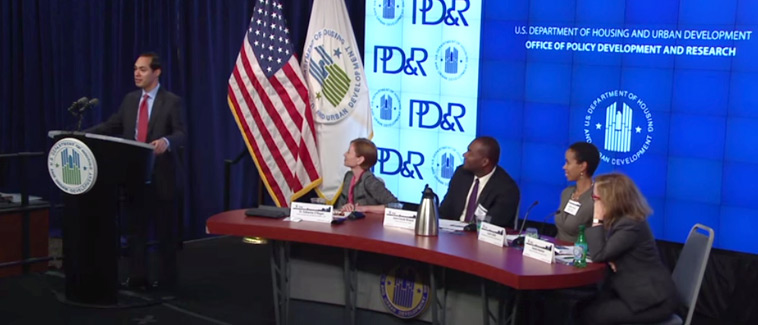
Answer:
[631,223,714,325]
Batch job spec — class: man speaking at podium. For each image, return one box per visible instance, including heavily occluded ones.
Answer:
[439,137,520,228]
[87,52,186,291]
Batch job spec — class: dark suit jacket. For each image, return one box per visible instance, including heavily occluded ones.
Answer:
[438,166,520,228]
[586,217,678,313]
[87,87,186,200]
[334,170,398,208]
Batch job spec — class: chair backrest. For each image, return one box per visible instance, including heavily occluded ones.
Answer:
[671,224,714,325]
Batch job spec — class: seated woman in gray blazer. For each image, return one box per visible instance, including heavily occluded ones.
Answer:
[335,138,398,214]
[555,142,600,242]
[580,173,678,324]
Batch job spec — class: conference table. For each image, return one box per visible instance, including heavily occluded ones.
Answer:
[206,210,605,325]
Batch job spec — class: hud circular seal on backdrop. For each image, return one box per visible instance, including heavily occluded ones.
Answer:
[583,90,654,166]
[434,40,468,81]
[371,88,402,127]
[373,0,403,26]
[431,146,463,186]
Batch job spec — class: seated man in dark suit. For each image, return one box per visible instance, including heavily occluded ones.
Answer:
[439,136,520,228]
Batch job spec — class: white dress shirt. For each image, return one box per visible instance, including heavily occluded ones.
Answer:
[458,166,496,222]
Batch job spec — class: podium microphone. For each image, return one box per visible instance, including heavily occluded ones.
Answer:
[79,98,99,113]
[67,97,89,115]
[73,97,97,131]
[512,200,539,246]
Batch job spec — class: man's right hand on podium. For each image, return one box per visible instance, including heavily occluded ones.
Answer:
[151,138,169,155]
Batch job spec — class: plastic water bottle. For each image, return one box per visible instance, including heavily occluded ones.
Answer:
[573,225,588,268]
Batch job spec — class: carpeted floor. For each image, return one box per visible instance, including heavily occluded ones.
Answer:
[0,236,275,325]
[0,235,732,325]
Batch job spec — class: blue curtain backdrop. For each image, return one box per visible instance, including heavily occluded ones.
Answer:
[0,0,365,239]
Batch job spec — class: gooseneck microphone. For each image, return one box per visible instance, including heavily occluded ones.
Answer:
[539,210,561,237]
[67,97,89,115]
[517,200,540,235]
[511,200,539,246]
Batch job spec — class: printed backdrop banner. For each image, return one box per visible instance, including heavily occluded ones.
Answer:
[364,0,483,202]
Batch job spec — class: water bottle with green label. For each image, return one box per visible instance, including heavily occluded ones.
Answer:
[573,225,588,268]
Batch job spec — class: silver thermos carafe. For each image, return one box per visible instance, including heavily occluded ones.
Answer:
[415,185,440,236]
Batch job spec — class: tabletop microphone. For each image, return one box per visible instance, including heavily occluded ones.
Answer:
[67,97,89,115]
[512,200,539,246]
[518,200,539,234]
[79,98,99,113]
[539,210,561,236]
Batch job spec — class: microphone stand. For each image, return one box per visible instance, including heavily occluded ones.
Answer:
[76,112,85,132]
[66,97,88,131]
[75,99,99,131]
[512,200,539,246]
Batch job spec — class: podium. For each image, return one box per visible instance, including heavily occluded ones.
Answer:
[48,131,154,305]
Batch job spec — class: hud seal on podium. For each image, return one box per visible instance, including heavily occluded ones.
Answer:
[48,137,98,195]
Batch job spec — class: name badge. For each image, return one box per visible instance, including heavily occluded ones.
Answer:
[474,204,488,221]
[564,199,581,216]
[523,236,555,264]
[290,202,333,223]
[383,208,416,230]
[478,222,506,247]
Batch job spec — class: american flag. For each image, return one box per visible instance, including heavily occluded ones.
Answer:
[228,0,321,207]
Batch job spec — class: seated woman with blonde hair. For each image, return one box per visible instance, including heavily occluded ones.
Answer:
[580,173,679,324]
[335,138,398,214]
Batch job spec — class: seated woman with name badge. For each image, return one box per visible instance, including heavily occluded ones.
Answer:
[579,173,679,324]
[555,142,600,242]
[335,138,398,214]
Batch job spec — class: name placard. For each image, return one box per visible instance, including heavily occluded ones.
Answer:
[523,236,555,264]
[477,222,506,247]
[290,202,333,223]
[383,208,416,230]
